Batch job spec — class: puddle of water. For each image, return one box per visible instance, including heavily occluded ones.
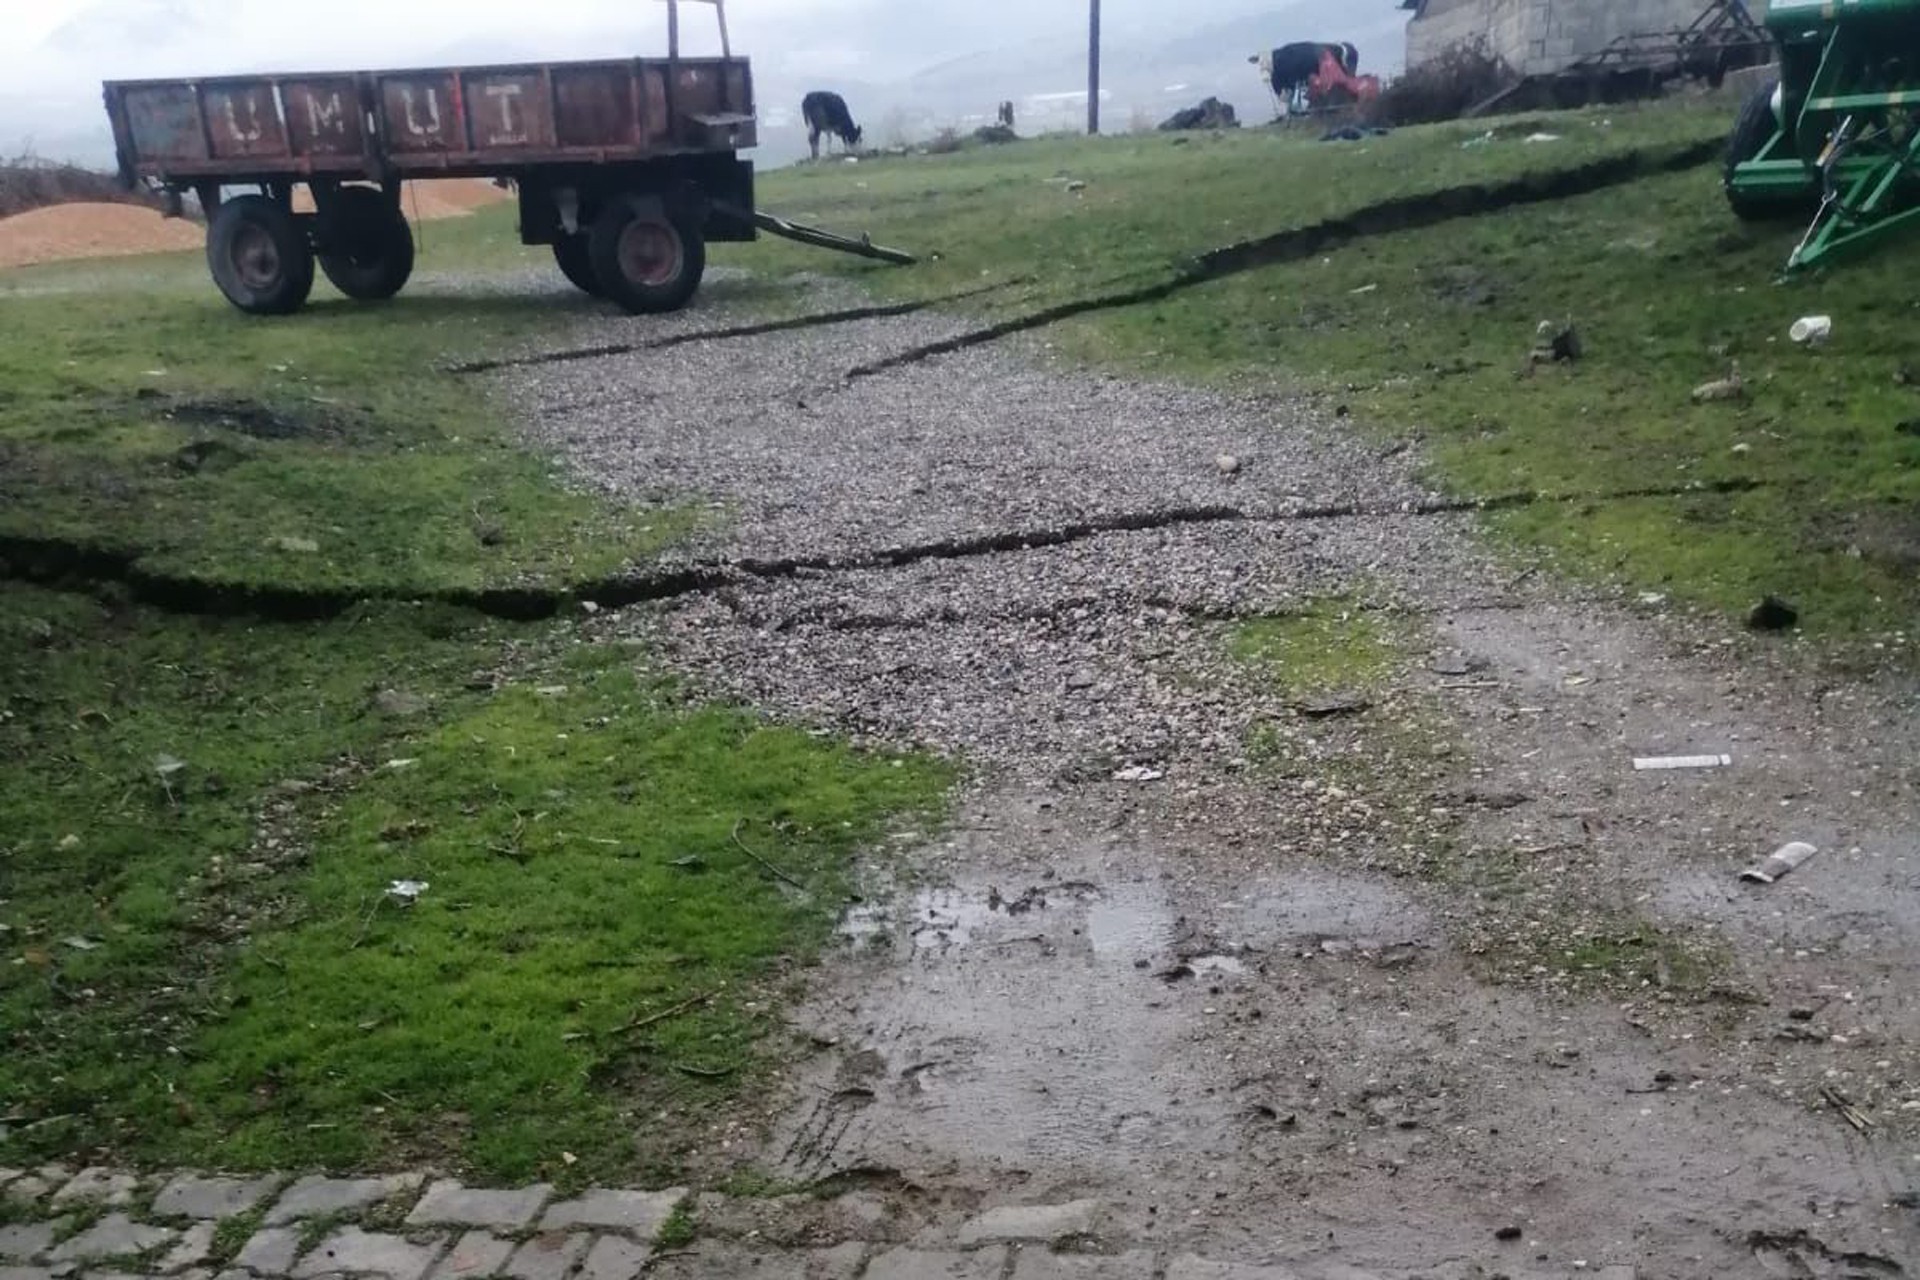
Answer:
[1086,891,1170,958]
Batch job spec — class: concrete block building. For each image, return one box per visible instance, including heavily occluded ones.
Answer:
[1402,0,1713,76]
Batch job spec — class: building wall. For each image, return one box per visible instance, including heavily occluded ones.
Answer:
[1408,0,1713,76]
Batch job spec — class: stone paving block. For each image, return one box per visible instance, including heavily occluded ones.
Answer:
[0,1225,55,1263]
[1011,1249,1157,1280]
[51,1170,141,1209]
[576,1236,647,1280]
[293,1227,445,1280]
[153,1176,284,1222]
[1166,1260,1306,1280]
[426,1232,514,1280]
[648,1241,866,1280]
[236,1227,303,1276]
[50,1215,178,1263]
[2,1169,67,1206]
[265,1176,424,1226]
[954,1201,1103,1246]
[408,1184,550,1232]
[864,1247,1008,1280]
[538,1191,682,1238]
[502,1233,588,1280]
[160,1222,218,1272]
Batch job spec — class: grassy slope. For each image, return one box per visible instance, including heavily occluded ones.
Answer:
[750,102,1919,635]
[0,213,689,593]
[0,218,950,1180]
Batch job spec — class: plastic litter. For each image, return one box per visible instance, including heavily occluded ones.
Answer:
[1741,842,1818,885]
[386,879,429,904]
[1790,315,1832,346]
[1632,754,1732,771]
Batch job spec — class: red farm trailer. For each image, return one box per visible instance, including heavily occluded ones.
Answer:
[101,0,905,316]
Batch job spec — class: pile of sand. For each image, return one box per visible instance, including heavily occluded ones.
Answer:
[0,179,512,270]
[291,178,514,220]
[0,203,203,270]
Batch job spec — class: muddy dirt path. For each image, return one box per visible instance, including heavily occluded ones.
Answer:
[499,280,1920,1279]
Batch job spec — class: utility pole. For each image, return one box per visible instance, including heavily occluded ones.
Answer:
[1087,0,1101,135]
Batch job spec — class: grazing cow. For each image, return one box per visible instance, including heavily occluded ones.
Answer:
[1251,41,1365,114]
[802,91,863,160]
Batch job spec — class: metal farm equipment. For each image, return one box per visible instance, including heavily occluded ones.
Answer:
[102,0,911,316]
[1725,0,1920,270]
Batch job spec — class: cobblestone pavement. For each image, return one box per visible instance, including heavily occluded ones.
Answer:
[0,1165,1640,1280]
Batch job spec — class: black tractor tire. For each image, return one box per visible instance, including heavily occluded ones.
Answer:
[587,196,706,314]
[552,236,601,296]
[1725,79,1810,223]
[317,186,415,301]
[206,195,315,316]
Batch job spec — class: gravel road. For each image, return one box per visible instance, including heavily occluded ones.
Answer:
[493,277,1920,1279]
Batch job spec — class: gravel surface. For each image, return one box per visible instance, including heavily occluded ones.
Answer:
[490,279,1920,1276]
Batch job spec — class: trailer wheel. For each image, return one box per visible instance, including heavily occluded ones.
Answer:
[206,195,315,316]
[588,196,706,314]
[552,237,602,296]
[1725,79,1809,223]
[317,187,415,301]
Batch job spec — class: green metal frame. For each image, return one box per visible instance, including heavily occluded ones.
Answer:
[1728,0,1920,269]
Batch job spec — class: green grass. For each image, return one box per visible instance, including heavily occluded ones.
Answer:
[1063,163,1920,632]
[751,101,1731,314]
[1229,600,1402,696]
[0,588,948,1179]
[0,224,954,1181]
[0,213,701,593]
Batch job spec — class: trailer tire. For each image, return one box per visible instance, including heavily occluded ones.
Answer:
[552,237,602,296]
[206,195,315,316]
[588,196,705,314]
[1725,79,1809,223]
[317,187,415,301]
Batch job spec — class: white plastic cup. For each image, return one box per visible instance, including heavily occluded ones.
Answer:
[1790,315,1832,345]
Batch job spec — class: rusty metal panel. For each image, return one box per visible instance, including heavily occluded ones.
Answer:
[379,73,461,152]
[553,64,636,148]
[674,61,726,120]
[640,64,671,146]
[202,82,289,159]
[120,83,208,163]
[282,77,364,157]
[461,70,553,150]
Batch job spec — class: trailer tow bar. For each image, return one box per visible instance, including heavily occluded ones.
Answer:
[722,203,918,265]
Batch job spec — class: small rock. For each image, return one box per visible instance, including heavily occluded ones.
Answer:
[1215,454,1241,477]
[1495,1225,1524,1242]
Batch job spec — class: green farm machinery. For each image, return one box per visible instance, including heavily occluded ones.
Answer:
[1725,0,1920,269]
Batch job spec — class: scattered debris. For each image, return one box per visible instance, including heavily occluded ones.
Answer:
[386,879,429,905]
[1741,842,1819,885]
[1789,315,1832,346]
[1159,97,1239,131]
[1691,363,1745,403]
[732,817,809,891]
[669,854,707,871]
[1215,453,1242,477]
[1527,319,1581,366]
[1523,132,1563,143]
[1747,1229,1904,1278]
[1321,125,1391,143]
[1821,1086,1875,1132]
[1632,753,1732,771]
[1112,765,1166,783]
[1295,693,1371,718]
[61,936,100,951]
[1747,595,1799,631]
[619,989,715,1034]
[1495,1225,1524,1242]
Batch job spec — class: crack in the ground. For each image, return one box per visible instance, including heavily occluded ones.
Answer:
[0,476,1763,623]
[843,140,1721,380]
[451,282,1019,375]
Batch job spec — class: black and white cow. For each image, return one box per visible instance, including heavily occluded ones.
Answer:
[1251,41,1360,112]
[801,91,863,160]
